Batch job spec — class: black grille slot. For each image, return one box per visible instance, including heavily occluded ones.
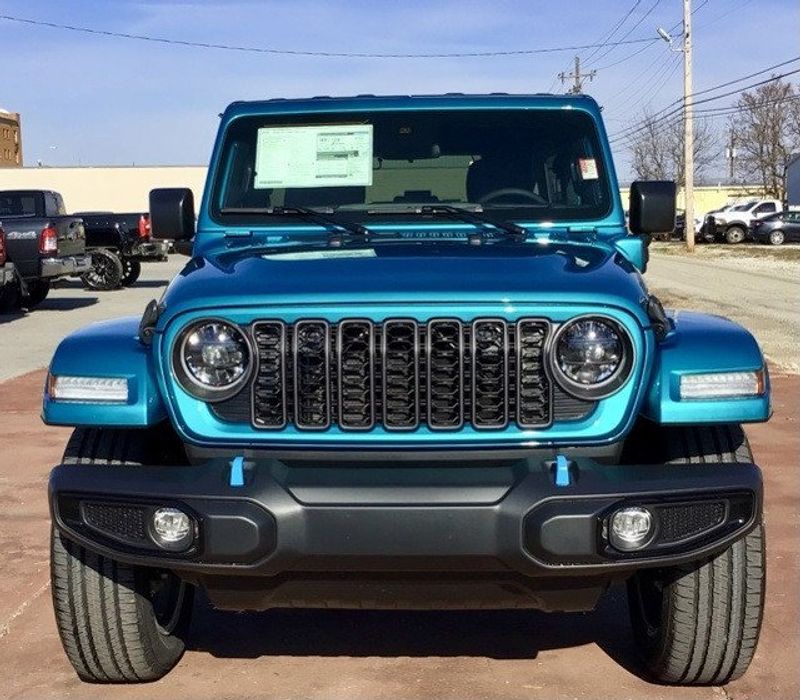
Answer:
[471,320,508,428]
[338,320,375,429]
[382,320,420,429]
[655,502,727,544]
[516,320,552,428]
[293,320,330,429]
[252,322,287,428]
[427,320,464,429]
[81,502,148,543]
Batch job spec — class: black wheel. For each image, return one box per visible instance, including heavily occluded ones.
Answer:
[51,427,193,683]
[0,278,21,313]
[725,226,747,244]
[21,279,51,309]
[626,424,765,685]
[768,230,785,246]
[121,258,142,286]
[81,249,123,291]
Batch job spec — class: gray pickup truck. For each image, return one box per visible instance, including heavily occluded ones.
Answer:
[0,190,91,312]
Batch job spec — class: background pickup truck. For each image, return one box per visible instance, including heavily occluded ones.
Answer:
[74,211,169,289]
[0,189,90,312]
[703,197,783,243]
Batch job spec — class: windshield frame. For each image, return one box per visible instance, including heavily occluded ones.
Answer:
[207,106,615,229]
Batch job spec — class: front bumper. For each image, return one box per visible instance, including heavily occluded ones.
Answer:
[50,455,761,583]
[40,254,92,279]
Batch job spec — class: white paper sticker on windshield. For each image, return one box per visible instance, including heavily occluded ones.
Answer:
[254,124,373,189]
[578,158,598,180]
[262,249,377,261]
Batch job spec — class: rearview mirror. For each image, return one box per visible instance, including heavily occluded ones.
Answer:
[149,188,195,241]
[629,180,676,235]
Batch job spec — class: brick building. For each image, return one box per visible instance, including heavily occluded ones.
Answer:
[0,109,22,167]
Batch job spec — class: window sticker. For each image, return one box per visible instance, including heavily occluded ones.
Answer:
[254,124,374,189]
[578,158,599,180]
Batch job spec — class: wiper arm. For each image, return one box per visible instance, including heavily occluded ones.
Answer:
[219,205,370,245]
[419,204,528,241]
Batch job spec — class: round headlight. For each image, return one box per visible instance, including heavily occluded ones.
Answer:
[174,320,251,400]
[551,316,633,399]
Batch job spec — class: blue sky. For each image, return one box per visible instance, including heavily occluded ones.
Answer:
[2,0,798,179]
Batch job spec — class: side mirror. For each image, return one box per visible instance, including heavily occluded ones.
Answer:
[629,180,676,235]
[149,188,195,241]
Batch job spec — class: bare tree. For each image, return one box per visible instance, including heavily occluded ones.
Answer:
[627,109,719,186]
[730,77,799,199]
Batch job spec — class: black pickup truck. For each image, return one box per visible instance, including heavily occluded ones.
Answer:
[75,211,169,288]
[0,190,91,312]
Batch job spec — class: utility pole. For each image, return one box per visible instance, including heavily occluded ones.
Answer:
[558,56,596,94]
[683,0,695,252]
[726,128,737,180]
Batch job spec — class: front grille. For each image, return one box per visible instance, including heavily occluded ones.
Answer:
[233,318,593,432]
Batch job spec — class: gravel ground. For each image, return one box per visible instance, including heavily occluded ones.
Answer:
[646,244,800,373]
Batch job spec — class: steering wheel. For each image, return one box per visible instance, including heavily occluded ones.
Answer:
[478,188,547,206]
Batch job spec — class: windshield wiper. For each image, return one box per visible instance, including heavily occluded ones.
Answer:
[220,205,370,246]
[419,204,528,241]
[365,203,527,242]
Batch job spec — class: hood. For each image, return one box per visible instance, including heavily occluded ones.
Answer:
[160,239,647,320]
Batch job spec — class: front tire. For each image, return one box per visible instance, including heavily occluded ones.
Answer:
[626,425,765,685]
[51,428,193,683]
[725,225,747,244]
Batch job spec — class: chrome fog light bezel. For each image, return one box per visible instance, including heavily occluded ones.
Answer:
[150,506,195,552]
[608,506,655,552]
[549,315,635,400]
[172,318,253,402]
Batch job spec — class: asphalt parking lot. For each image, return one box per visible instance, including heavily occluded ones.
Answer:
[0,251,798,699]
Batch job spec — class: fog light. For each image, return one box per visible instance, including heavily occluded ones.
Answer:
[151,507,193,551]
[609,507,654,552]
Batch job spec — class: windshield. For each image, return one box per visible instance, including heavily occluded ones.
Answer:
[212,109,611,224]
[731,201,758,211]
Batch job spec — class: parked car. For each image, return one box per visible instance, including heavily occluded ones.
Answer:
[0,190,91,312]
[45,94,768,687]
[750,210,800,245]
[673,209,707,241]
[704,198,783,243]
[74,211,169,288]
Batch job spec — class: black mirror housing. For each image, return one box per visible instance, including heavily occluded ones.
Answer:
[629,180,676,235]
[149,188,195,241]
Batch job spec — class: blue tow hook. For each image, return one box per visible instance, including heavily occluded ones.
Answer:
[229,455,246,487]
[554,454,572,487]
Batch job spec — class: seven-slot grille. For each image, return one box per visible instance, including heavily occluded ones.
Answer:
[251,318,554,432]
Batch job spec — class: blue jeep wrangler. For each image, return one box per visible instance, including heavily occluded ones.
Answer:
[44,94,769,685]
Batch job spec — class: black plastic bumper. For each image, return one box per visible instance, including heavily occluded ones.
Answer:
[50,455,762,581]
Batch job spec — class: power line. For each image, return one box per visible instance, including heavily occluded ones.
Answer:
[585,0,662,68]
[608,61,800,143]
[581,1,641,64]
[0,13,660,59]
